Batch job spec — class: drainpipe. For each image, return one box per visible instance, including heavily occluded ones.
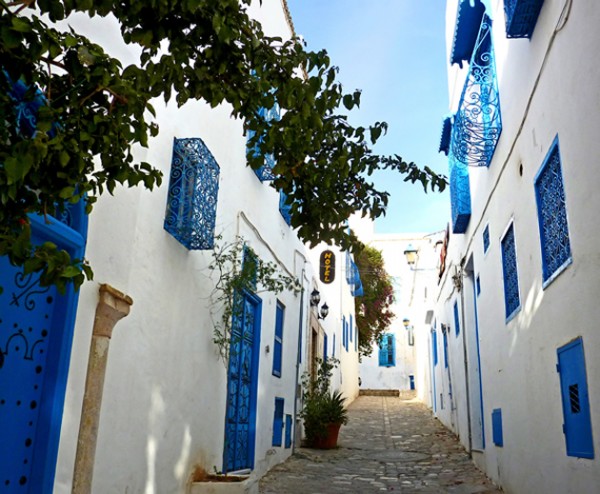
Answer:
[458,264,473,453]
[72,284,133,494]
[292,267,306,453]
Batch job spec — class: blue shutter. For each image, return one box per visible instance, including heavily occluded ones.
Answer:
[454,301,461,336]
[504,0,544,38]
[378,337,388,366]
[272,398,284,447]
[432,330,438,366]
[349,315,353,343]
[557,338,594,459]
[492,408,503,447]
[378,334,395,367]
[284,414,293,449]
[323,333,328,361]
[443,330,449,368]
[388,334,396,367]
[272,302,284,377]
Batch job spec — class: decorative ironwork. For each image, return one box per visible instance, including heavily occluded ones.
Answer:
[449,154,472,234]
[438,116,453,156]
[501,224,520,320]
[3,328,46,361]
[452,14,502,168]
[483,224,490,253]
[535,140,571,284]
[9,272,50,311]
[504,0,544,38]
[278,190,292,226]
[164,138,220,250]
[248,105,279,181]
[450,0,486,68]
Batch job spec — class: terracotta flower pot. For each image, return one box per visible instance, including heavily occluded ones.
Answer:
[313,423,342,449]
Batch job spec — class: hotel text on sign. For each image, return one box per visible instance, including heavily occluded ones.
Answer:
[319,250,335,284]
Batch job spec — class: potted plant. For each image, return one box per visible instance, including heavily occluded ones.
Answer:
[300,358,349,449]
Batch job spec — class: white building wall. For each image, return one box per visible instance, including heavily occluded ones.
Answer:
[433,1,600,493]
[47,3,331,493]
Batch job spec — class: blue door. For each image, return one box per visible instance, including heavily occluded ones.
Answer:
[0,209,87,493]
[557,337,594,459]
[224,291,262,472]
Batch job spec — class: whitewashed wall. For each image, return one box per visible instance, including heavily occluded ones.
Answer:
[434,1,600,493]
[50,2,326,493]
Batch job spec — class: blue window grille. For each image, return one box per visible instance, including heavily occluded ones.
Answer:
[443,329,449,368]
[432,329,438,366]
[454,301,461,337]
[501,223,521,320]
[450,0,486,68]
[449,154,472,234]
[278,190,292,225]
[247,104,279,181]
[492,408,504,447]
[452,14,502,168]
[483,224,490,253]
[284,414,293,449]
[557,337,594,459]
[164,138,220,250]
[439,116,453,156]
[272,301,284,377]
[378,334,396,367]
[535,138,572,287]
[272,398,284,447]
[504,0,544,38]
[323,333,328,361]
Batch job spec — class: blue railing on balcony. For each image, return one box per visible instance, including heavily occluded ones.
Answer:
[438,116,453,156]
[449,154,472,234]
[248,105,279,181]
[451,14,502,168]
[504,0,544,38]
[450,0,486,68]
[164,138,220,250]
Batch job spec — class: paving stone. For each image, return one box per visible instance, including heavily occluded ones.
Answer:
[259,395,502,493]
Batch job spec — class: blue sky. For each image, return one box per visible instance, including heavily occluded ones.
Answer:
[286,1,450,234]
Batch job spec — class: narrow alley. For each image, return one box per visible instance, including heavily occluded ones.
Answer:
[260,395,501,494]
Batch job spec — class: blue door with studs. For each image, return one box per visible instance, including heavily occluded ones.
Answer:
[224,291,262,472]
[0,207,87,493]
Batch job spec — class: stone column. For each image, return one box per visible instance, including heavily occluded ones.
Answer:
[72,284,133,494]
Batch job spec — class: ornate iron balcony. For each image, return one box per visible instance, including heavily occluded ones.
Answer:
[504,0,544,38]
[164,138,220,250]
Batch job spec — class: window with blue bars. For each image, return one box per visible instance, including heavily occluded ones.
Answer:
[483,224,490,253]
[378,334,395,367]
[247,104,279,181]
[504,0,545,38]
[535,137,572,287]
[272,301,285,378]
[501,223,521,320]
[164,138,220,250]
[454,301,460,336]
[272,398,284,447]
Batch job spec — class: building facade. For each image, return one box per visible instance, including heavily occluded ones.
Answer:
[432,1,600,492]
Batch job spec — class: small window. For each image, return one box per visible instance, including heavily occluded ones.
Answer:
[501,223,521,321]
[483,224,490,253]
[378,333,396,367]
[272,302,285,378]
[492,408,503,447]
[476,275,481,296]
[535,137,572,287]
[453,301,461,336]
[272,398,284,447]
[164,138,220,250]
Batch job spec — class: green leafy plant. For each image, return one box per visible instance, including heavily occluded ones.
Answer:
[0,0,446,294]
[300,357,348,446]
[208,235,298,364]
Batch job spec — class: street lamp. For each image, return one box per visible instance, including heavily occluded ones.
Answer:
[403,244,419,266]
[310,289,329,320]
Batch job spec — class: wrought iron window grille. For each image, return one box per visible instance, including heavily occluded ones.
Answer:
[483,224,491,253]
[164,137,220,250]
[534,138,572,287]
[504,0,545,38]
[501,223,521,321]
[451,14,502,168]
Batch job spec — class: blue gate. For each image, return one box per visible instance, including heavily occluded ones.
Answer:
[223,291,262,472]
[0,208,87,493]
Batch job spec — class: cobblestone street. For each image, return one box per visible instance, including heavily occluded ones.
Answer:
[259,395,502,493]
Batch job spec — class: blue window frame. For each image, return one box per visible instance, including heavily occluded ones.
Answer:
[483,224,490,253]
[164,137,220,250]
[272,398,284,447]
[454,301,461,337]
[535,137,572,288]
[492,408,503,447]
[323,333,328,361]
[443,330,449,368]
[504,0,545,39]
[272,301,284,377]
[557,338,594,459]
[279,190,292,225]
[432,329,438,366]
[501,223,521,321]
[378,334,396,367]
[284,414,293,449]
